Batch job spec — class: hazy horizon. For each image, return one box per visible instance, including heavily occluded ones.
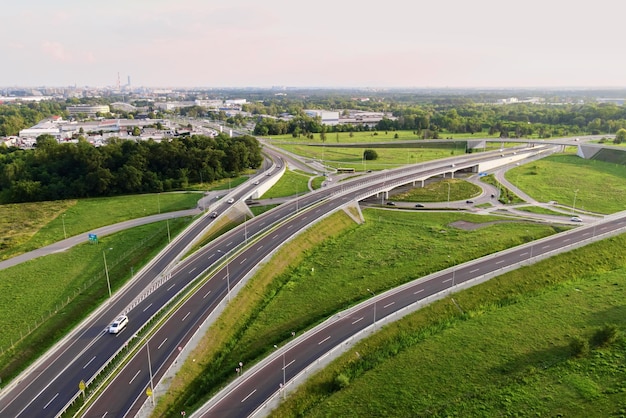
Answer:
[3,0,625,89]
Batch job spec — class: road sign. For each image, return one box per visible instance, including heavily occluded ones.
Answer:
[146,387,152,397]
[79,380,86,391]
[88,233,98,243]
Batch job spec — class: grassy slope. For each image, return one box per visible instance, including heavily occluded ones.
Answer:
[505,154,626,214]
[270,234,626,417]
[0,192,200,260]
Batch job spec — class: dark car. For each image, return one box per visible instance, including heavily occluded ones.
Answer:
[386,201,396,206]
[466,200,474,204]
[415,203,425,208]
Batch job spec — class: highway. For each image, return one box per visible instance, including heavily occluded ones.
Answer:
[80,147,566,416]
[0,146,556,417]
[195,213,626,418]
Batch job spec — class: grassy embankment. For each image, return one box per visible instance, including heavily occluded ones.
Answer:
[0,192,201,261]
[259,169,312,199]
[506,154,626,214]
[390,178,482,203]
[151,209,563,416]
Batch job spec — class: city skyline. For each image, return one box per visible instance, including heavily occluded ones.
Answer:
[2,0,625,89]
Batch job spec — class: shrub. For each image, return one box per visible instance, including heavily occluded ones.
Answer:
[591,324,620,348]
[570,336,589,357]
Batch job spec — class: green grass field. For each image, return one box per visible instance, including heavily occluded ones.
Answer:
[0,192,201,260]
[391,178,482,202]
[259,169,312,199]
[277,144,463,172]
[505,154,626,214]
[267,130,500,144]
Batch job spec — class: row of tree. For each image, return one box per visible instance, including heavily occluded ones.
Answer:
[252,103,626,139]
[0,134,262,203]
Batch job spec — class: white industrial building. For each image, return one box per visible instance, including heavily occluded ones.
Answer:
[304,109,340,125]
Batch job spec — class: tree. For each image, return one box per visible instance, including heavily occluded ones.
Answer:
[614,128,626,144]
[363,149,378,161]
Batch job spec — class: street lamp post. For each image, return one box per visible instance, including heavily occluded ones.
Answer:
[274,344,286,398]
[217,250,231,301]
[572,189,579,214]
[447,182,451,208]
[62,214,67,240]
[147,343,155,406]
[367,288,376,330]
[103,249,112,299]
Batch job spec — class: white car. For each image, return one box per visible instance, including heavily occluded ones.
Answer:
[571,216,583,223]
[108,315,128,334]
[227,198,235,204]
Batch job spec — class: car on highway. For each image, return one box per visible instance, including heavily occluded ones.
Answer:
[253,180,260,185]
[108,315,128,334]
[227,198,235,204]
[466,200,474,204]
[210,211,218,218]
[386,201,396,206]
[571,216,583,222]
[415,203,425,208]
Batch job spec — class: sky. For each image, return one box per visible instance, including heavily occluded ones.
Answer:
[2,0,625,89]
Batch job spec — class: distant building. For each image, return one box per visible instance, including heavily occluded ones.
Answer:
[67,105,110,116]
[305,109,340,125]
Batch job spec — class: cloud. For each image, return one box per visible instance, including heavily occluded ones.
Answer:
[41,41,71,62]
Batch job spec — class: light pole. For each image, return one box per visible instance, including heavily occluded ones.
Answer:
[243,214,248,244]
[367,288,376,330]
[147,343,155,406]
[217,250,231,301]
[166,218,171,243]
[103,248,112,299]
[62,214,67,239]
[572,189,579,214]
[446,182,451,208]
[274,344,286,399]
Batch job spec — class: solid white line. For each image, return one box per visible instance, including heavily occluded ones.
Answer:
[284,359,295,369]
[318,336,331,345]
[414,289,424,294]
[129,370,141,385]
[189,267,196,274]
[470,268,479,273]
[182,312,191,321]
[101,412,108,417]
[43,393,58,409]
[157,338,168,350]
[83,356,96,369]
[241,389,257,403]
[143,303,153,312]
[352,317,363,324]
[383,302,395,308]
[240,258,247,264]
[203,290,211,299]
[167,283,176,291]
